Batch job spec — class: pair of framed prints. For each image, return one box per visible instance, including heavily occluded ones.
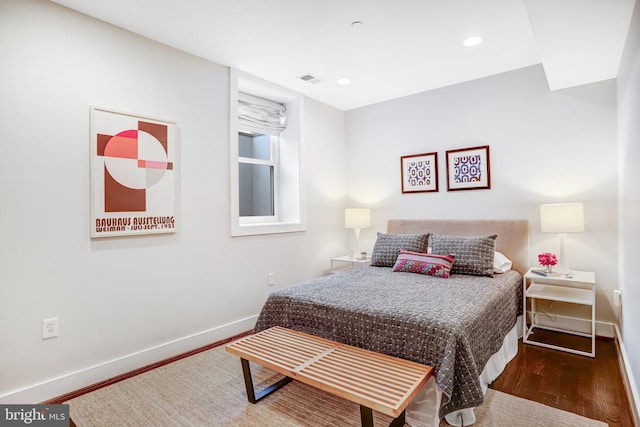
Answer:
[400,145,490,194]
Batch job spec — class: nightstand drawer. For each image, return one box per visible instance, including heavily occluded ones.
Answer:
[526,283,593,305]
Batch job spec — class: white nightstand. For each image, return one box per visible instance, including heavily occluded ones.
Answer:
[523,268,596,357]
[330,255,371,274]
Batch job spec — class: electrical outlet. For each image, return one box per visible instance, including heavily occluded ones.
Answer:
[267,272,276,286]
[42,317,59,339]
[613,289,622,306]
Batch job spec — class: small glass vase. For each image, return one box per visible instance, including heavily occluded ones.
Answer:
[544,264,553,273]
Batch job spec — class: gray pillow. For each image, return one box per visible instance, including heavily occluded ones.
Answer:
[430,233,497,277]
[371,233,429,267]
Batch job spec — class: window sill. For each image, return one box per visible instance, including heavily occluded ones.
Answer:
[231,221,305,237]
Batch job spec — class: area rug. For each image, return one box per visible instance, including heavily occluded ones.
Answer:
[66,344,607,426]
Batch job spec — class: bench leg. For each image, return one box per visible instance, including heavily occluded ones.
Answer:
[389,410,406,427]
[360,406,406,427]
[240,358,292,403]
[360,406,374,427]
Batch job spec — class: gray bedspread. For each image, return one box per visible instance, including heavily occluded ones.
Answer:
[254,267,522,418]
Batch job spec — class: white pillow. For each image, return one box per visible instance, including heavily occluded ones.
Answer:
[494,251,512,273]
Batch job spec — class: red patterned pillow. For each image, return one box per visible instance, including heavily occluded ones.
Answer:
[392,250,455,278]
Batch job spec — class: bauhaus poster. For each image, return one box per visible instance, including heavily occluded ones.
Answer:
[90,107,177,238]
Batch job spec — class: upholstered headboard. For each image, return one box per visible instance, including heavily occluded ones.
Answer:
[387,219,529,274]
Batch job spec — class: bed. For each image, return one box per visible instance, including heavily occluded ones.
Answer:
[254,219,528,426]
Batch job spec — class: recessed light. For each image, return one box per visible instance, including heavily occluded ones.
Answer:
[462,36,483,47]
[337,78,351,85]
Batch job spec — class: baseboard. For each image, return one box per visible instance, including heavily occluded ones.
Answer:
[614,324,640,426]
[0,315,258,404]
[526,311,615,338]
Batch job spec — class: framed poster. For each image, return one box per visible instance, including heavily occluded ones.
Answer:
[446,145,490,191]
[400,152,438,193]
[90,106,178,238]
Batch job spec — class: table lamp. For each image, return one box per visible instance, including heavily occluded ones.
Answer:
[345,208,371,259]
[540,202,584,272]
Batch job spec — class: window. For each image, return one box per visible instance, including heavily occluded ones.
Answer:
[238,131,277,220]
[230,70,304,236]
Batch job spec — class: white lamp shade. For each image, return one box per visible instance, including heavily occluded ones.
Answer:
[345,208,371,229]
[540,203,585,233]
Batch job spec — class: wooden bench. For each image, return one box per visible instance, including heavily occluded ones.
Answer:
[225,326,434,427]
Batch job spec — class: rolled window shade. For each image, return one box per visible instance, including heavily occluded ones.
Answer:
[238,92,287,135]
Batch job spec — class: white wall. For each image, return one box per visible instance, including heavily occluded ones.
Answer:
[618,0,640,416]
[0,0,347,402]
[345,65,619,330]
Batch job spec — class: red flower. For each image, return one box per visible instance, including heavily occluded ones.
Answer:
[538,252,558,266]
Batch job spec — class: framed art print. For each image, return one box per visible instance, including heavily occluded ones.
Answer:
[446,145,490,191]
[401,152,438,193]
[90,106,178,238]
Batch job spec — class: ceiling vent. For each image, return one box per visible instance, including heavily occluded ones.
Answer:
[297,73,323,84]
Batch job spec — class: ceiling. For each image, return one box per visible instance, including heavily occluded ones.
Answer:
[50,0,635,111]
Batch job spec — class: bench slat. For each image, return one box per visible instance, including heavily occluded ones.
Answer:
[326,348,428,378]
[306,359,413,396]
[321,349,427,383]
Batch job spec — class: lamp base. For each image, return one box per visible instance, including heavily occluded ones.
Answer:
[352,228,361,259]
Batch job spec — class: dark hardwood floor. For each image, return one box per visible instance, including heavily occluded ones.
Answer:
[491,335,635,426]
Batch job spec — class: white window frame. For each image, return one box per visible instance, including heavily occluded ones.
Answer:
[230,69,305,236]
[238,131,279,224]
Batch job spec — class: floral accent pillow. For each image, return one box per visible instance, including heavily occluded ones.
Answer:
[371,233,429,267]
[430,233,497,277]
[392,250,455,278]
